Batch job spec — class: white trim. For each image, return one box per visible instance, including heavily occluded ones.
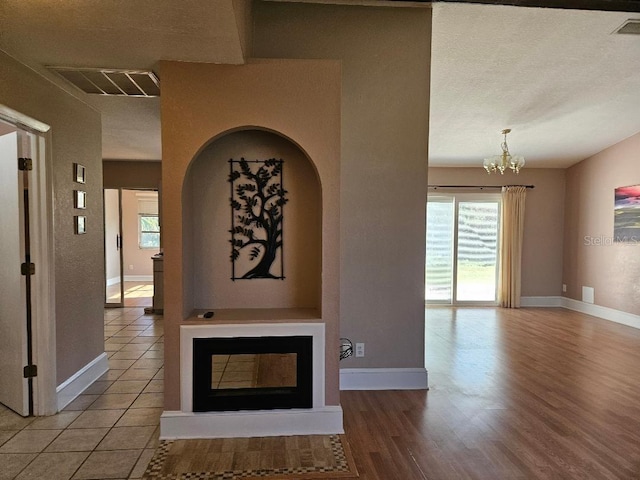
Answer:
[520,296,563,307]
[561,297,640,330]
[175,323,337,438]
[30,132,57,415]
[106,276,121,286]
[180,323,325,411]
[0,104,50,133]
[0,111,57,416]
[123,275,153,282]
[480,296,640,330]
[160,406,344,439]
[339,368,429,390]
[56,353,108,411]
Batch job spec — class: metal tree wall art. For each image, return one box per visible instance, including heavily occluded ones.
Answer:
[228,158,288,280]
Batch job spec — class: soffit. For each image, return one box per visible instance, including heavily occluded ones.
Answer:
[0,0,245,68]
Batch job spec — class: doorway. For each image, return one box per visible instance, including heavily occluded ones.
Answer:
[0,110,55,416]
[104,188,159,308]
[425,193,500,305]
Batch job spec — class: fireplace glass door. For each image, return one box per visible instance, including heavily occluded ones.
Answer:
[211,353,298,390]
[193,336,312,412]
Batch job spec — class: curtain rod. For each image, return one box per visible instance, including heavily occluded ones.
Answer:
[428,184,535,190]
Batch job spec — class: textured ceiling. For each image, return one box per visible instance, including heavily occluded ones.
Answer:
[430,3,640,167]
[1,1,639,166]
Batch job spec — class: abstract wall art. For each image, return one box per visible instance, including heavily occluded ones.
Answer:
[614,184,640,243]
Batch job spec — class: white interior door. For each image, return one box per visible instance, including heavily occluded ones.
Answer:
[0,130,29,416]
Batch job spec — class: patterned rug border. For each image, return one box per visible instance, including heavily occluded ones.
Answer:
[142,434,359,480]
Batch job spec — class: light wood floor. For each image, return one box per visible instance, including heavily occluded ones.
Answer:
[339,307,640,480]
[106,281,153,307]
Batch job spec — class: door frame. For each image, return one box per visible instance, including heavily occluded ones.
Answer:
[0,105,57,415]
[104,188,124,307]
[104,187,159,308]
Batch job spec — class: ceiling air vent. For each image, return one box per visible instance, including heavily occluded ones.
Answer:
[613,19,640,35]
[47,67,160,97]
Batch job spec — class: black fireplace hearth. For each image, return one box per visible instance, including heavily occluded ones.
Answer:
[192,336,313,412]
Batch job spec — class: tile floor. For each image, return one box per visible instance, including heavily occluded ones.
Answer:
[0,307,163,480]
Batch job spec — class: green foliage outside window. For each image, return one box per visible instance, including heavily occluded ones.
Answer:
[139,214,160,248]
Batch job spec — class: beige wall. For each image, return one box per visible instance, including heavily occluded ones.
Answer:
[160,59,341,409]
[428,168,566,297]
[186,130,321,310]
[121,189,159,277]
[563,132,640,315]
[254,3,432,369]
[0,50,103,385]
[103,160,161,190]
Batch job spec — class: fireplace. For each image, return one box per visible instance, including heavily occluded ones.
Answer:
[192,335,312,412]
[171,321,340,438]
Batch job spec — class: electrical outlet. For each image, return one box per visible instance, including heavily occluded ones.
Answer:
[129,264,134,270]
[562,284,567,293]
[355,343,365,357]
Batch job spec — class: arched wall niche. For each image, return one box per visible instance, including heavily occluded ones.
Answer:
[182,128,322,311]
[160,59,341,413]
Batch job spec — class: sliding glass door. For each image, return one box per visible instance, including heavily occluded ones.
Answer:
[425,197,455,302]
[426,194,500,305]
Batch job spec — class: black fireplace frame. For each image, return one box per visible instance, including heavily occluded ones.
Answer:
[192,335,313,412]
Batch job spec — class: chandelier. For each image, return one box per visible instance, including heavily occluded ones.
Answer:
[483,128,525,174]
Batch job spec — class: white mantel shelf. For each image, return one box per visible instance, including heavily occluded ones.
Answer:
[184,308,321,324]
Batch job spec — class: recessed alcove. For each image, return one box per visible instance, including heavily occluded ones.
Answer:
[182,129,322,313]
[159,59,341,438]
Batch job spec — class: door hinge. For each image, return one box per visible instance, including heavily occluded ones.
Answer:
[18,158,33,171]
[23,365,38,378]
[21,263,35,275]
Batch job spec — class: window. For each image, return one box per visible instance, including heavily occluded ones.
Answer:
[136,191,159,249]
[139,214,160,248]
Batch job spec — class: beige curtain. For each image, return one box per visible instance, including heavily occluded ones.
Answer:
[498,186,527,308]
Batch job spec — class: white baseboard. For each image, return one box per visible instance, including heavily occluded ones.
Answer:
[56,353,108,411]
[561,297,640,330]
[340,368,428,390]
[124,275,153,282]
[160,406,344,440]
[520,296,563,307]
[106,276,120,287]
[507,296,640,330]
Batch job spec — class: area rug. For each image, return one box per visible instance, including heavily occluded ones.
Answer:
[142,434,359,479]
